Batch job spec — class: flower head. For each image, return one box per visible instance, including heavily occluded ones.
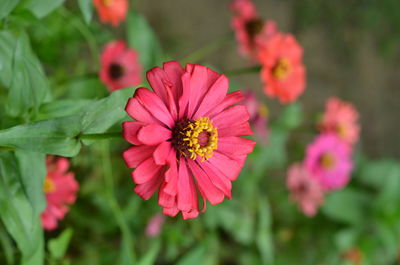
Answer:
[100,41,142,92]
[41,156,79,231]
[93,0,128,26]
[319,97,360,145]
[122,61,255,219]
[287,163,324,217]
[241,91,269,143]
[230,0,277,60]
[305,133,352,191]
[258,33,306,103]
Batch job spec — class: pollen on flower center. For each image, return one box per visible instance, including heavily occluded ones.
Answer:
[272,58,291,80]
[109,63,124,80]
[320,153,336,170]
[43,177,56,193]
[171,117,218,161]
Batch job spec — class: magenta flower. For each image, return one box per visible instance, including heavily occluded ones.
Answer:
[122,61,255,219]
[286,163,324,217]
[305,133,353,191]
[41,156,79,231]
[241,91,269,143]
[100,41,142,91]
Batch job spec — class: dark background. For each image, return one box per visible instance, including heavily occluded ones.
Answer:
[137,0,400,159]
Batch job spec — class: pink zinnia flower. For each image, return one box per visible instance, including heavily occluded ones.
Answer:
[319,97,360,145]
[230,0,277,60]
[41,156,79,231]
[146,213,165,237]
[258,33,306,104]
[100,41,142,92]
[93,0,128,27]
[287,163,324,217]
[122,61,255,219]
[241,91,269,143]
[305,133,353,191]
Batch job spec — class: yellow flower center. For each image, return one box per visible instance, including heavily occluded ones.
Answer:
[337,123,347,139]
[320,153,336,170]
[184,117,218,161]
[43,177,56,193]
[102,0,113,6]
[272,58,292,80]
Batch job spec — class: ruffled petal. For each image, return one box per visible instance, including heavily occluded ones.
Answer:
[218,122,253,137]
[125,97,161,125]
[153,141,172,165]
[132,157,162,184]
[210,152,243,181]
[212,105,250,129]
[134,170,164,200]
[177,158,195,211]
[122,121,146,145]
[206,90,245,118]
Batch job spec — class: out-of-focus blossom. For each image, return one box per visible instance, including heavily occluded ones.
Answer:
[41,156,79,231]
[122,61,255,219]
[241,91,269,143]
[93,0,128,27]
[286,163,324,217]
[99,41,142,92]
[146,213,165,237]
[319,97,360,146]
[230,0,277,60]
[258,33,306,104]
[305,133,352,191]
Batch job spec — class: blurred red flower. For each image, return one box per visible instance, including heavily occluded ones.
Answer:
[230,0,277,60]
[319,97,360,146]
[122,61,255,219]
[93,0,128,26]
[99,41,142,92]
[258,33,306,104]
[287,163,324,217]
[41,156,79,231]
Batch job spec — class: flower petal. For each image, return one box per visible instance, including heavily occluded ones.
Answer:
[153,141,172,165]
[125,96,161,125]
[206,90,245,118]
[122,121,146,145]
[137,123,171,146]
[212,105,250,129]
[132,157,162,184]
[123,145,155,168]
[218,122,253,137]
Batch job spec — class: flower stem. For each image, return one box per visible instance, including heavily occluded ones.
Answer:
[79,132,121,140]
[225,65,261,77]
[0,146,15,152]
[100,141,136,264]
[181,32,234,64]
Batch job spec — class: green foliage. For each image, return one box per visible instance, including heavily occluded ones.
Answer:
[48,228,73,260]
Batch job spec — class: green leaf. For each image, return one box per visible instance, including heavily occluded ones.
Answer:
[0,0,21,20]
[322,188,369,225]
[0,87,136,156]
[48,228,73,260]
[127,11,163,72]
[0,31,17,88]
[37,99,93,120]
[334,228,360,251]
[77,0,93,24]
[0,152,44,265]
[0,115,82,157]
[23,0,65,18]
[15,150,46,217]
[0,224,15,265]
[5,31,50,118]
[137,239,161,265]
[256,197,274,265]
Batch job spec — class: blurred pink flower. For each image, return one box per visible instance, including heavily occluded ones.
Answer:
[122,61,255,219]
[230,0,277,60]
[41,156,79,231]
[241,91,269,143]
[100,41,142,92]
[146,213,165,237]
[287,163,324,217]
[258,33,306,104]
[305,133,352,191]
[93,0,128,27]
[319,97,360,146]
